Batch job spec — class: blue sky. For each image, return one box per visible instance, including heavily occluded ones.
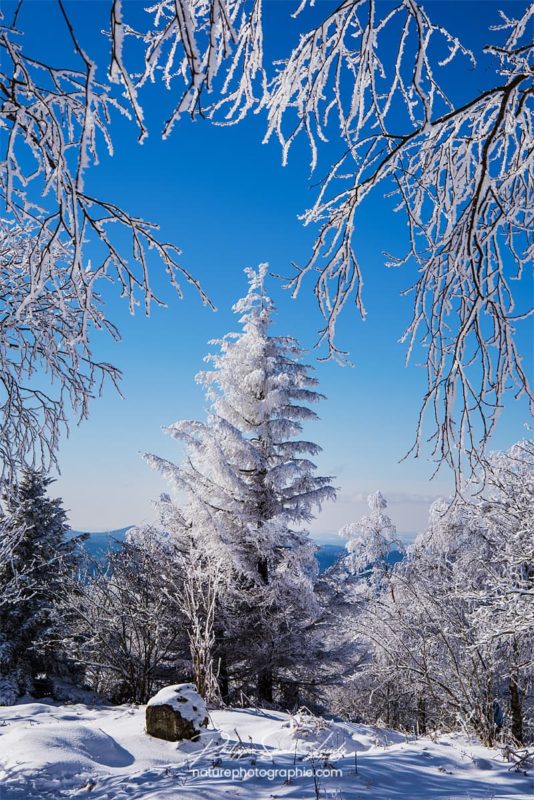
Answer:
[9,0,532,539]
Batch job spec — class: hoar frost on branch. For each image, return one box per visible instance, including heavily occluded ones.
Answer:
[1,0,532,484]
[261,1,533,484]
[61,526,188,704]
[0,224,120,478]
[0,1,212,481]
[113,0,533,483]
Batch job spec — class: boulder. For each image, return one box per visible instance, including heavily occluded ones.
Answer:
[145,683,208,742]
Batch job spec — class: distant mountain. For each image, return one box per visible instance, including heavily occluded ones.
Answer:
[69,527,132,559]
[315,543,405,576]
[315,543,345,572]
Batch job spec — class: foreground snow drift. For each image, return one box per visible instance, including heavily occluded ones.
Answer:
[0,701,532,799]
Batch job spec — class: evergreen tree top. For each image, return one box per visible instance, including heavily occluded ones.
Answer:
[145,264,336,574]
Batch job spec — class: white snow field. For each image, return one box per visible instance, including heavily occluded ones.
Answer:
[0,701,532,799]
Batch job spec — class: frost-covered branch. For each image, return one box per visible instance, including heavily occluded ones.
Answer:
[0,223,122,480]
[0,2,212,480]
[111,0,533,481]
[261,2,533,482]
[2,0,531,485]
[111,0,265,135]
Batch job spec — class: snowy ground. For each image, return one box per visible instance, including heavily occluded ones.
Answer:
[0,701,532,799]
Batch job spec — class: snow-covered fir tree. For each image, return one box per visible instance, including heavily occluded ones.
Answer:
[146,264,335,704]
[0,470,81,699]
[339,490,404,587]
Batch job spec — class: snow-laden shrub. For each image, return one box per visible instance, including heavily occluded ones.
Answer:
[288,706,331,737]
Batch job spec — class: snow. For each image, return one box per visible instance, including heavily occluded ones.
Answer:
[0,701,532,799]
[146,684,207,726]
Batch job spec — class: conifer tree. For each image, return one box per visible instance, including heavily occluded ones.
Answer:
[147,265,335,704]
[340,491,404,589]
[0,470,79,696]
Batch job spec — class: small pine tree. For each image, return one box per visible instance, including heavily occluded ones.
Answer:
[147,264,336,704]
[0,470,80,696]
[339,491,404,587]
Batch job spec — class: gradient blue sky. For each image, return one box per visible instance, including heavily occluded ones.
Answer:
[11,0,532,540]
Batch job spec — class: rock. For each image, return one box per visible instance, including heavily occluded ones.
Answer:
[145,683,208,742]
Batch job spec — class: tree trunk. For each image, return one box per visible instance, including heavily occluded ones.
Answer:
[257,667,273,704]
[257,555,269,584]
[256,537,272,702]
[509,674,523,744]
[417,696,427,735]
[193,649,206,699]
[217,651,230,703]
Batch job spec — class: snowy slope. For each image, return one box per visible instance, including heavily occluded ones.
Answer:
[0,701,532,799]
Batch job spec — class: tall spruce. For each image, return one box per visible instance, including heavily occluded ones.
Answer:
[146,265,335,704]
[0,470,79,697]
